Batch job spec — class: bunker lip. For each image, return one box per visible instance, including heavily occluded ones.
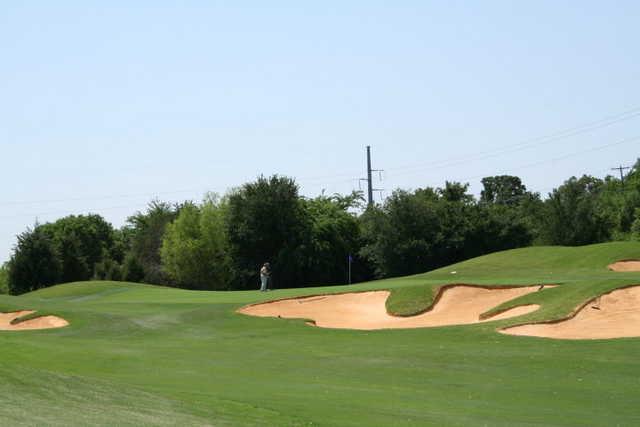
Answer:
[392,283,555,318]
[0,310,69,331]
[500,284,640,340]
[237,284,551,330]
[608,260,640,272]
[482,304,541,321]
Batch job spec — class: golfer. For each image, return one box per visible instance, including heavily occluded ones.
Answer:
[260,262,271,291]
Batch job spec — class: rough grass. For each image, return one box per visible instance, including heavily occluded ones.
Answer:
[2,241,640,426]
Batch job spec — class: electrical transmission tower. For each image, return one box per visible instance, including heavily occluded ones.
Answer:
[361,146,384,206]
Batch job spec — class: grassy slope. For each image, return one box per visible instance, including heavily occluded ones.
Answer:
[1,241,640,425]
[387,241,640,316]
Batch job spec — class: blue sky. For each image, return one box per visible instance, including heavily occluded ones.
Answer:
[1,1,639,262]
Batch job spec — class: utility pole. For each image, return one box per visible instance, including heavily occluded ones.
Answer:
[611,165,631,189]
[364,146,384,206]
[366,146,373,205]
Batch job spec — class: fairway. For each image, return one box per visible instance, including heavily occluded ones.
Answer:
[2,242,640,426]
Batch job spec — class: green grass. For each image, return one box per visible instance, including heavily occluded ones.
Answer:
[2,241,640,425]
[385,283,437,316]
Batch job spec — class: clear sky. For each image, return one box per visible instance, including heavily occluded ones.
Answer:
[1,1,639,263]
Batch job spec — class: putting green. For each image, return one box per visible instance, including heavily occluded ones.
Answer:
[1,241,640,426]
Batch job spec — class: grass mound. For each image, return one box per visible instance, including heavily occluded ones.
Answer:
[385,241,640,316]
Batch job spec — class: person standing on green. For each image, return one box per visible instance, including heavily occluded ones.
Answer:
[260,262,271,292]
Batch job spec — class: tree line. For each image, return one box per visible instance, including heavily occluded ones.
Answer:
[3,162,640,294]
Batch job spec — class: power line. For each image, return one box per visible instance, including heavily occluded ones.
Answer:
[297,105,640,188]
[387,107,640,179]
[1,137,638,222]
[389,135,640,194]
[305,105,640,187]
[2,105,639,208]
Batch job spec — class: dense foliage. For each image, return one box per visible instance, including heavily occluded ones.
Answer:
[0,263,9,294]
[7,227,63,294]
[5,164,640,294]
[359,181,533,278]
[226,175,309,289]
[124,201,182,284]
[161,196,232,290]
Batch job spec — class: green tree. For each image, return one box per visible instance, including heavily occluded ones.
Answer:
[226,175,309,289]
[480,175,527,205]
[7,227,62,294]
[598,162,640,239]
[358,204,392,279]
[0,263,8,294]
[359,181,535,278]
[161,197,232,290]
[360,187,454,277]
[540,175,612,245]
[301,192,365,285]
[125,201,181,285]
[465,203,533,257]
[121,253,145,282]
[93,256,123,281]
[39,214,117,283]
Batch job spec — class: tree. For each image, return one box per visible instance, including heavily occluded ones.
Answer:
[359,185,469,277]
[161,197,232,290]
[0,263,8,294]
[121,253,145,282]
[358,204,392,279]
[125,201,181,285]
[465,203,533,257]
[598,162,640,239]
[480,175,527,205]
[514,191,546,244]
[540,175,612,245]
[226,175,309,289]
[93,256,123,281]
[7,228,61,294]
[39,214,117,283]
[359,181,535,278]
[300,193,365,285]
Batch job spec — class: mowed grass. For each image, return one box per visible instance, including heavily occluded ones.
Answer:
[1,242,640,425]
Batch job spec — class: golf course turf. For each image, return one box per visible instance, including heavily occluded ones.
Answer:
[1,241,640,425]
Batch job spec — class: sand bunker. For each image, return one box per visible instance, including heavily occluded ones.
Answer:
[0,310,69,331]
[501,286,640,340]
[608,260,640,272]
[238,285,548,330]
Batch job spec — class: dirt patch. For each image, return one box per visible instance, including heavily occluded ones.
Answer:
[0,311,69,331]
[608,260,640,272]
[501,286,640,339]
[237,285,546,330]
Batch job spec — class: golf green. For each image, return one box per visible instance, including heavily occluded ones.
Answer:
[1,241,640,426]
